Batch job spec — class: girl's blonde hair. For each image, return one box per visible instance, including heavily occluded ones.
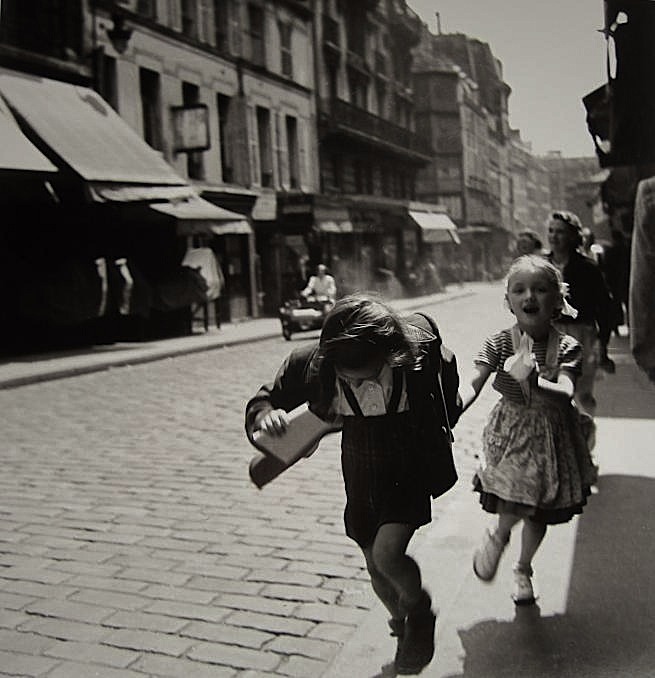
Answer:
[505,255,567,315]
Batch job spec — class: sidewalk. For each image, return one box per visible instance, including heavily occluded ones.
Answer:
[0,286,475,390]
[324,331,655,677]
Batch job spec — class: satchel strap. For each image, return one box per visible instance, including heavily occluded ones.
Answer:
[338,368,402,417]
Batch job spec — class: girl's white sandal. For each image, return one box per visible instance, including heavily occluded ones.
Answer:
[512,564,537,605]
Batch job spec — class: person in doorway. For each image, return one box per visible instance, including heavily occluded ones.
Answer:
[461,256,596,605]
[245,294,462,673]
[301,263,337,303]
[601,229,631,336]
[546,210,614,416]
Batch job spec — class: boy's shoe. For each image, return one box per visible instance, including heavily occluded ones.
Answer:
[395,591,436,674]
[512,564,537,606]
[473,529,509,581]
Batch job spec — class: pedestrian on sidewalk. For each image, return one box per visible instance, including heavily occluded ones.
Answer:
[245,294,462,674]
[546,210,615,417]
[460,256,597,605]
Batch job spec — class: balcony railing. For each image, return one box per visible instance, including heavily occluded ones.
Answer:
[320,98,430,156]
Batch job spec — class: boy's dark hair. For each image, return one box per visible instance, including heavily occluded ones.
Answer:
[318,294,417,368]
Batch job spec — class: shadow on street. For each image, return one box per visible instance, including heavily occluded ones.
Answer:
[595,334,655,420]
[446,474,655,678]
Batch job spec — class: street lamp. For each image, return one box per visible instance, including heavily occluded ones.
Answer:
[90,1,134,92]
[106,13,133,55]
[91,1,134,56]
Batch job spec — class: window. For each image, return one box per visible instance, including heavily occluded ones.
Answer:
[136,0,156,19]
[256,106,272,187]
[332,153,343,190]
[217,94,232,182]
[139,67,162,151]
[99,54,118,112]
[182,82,205,180]
[214,0,229,51]
[354,158,363,194]
[380,166,390,196]
[286,115,299,189]
[181,0,198,39]
[279,21,292,77]
[248,3,265,66]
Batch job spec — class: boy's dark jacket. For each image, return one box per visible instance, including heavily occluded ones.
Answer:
[245,312,461,497]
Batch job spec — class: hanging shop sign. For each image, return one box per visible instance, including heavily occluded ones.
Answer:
[171,104,210,153]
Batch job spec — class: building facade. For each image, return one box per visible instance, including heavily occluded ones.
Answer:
[87,0,317,320]
[309,0,448,298]
[413,29,514,280]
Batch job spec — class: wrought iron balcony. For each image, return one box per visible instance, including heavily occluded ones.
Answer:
[387,0,422,47]
[319,98,431,159]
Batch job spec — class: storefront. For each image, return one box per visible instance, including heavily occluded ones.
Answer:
[408,202,461,290]
[0,67,247,347]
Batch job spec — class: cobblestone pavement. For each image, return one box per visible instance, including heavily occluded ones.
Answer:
[0,284,505,677]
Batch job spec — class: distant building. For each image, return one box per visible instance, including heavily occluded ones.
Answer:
[540,151,606,240]
[309,0,447,298]
[413,28,513,280]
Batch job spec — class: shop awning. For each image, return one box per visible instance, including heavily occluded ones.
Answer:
[316,219,354,233]
[409,210,461,244]
[0,94,56,173]
[149,195,251,236]
[315,204,354,233]
[0,67,185,187]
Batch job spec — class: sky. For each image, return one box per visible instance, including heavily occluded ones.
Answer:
[408,0,608,157]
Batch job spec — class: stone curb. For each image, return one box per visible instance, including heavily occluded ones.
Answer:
[0,288,476,390]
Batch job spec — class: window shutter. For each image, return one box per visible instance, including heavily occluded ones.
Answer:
[167,0,182,32]
[276,111,289,190]
[247,104,261,187]
[198,0,214,45]
[298,117,309,190]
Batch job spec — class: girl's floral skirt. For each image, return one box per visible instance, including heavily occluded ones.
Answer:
[474,396,596,524]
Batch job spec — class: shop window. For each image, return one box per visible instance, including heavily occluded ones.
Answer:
[217,93,233,182]
[256,106,273,187]
[139,67,162,151]
[279,21,293,77]
[248,3,265,66]
[286,115,299,189]
[182,81,205,180]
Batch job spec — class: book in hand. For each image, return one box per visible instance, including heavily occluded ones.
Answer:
[249,403,341,488]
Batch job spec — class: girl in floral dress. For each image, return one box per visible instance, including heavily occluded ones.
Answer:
[461,255,596,604]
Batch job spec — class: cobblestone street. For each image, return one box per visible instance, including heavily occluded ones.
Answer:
[0,284,519,677]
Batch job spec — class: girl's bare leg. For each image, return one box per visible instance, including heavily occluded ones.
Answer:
[361,545,403,621]
[496,512,522,543]
[517,518,547,569]
[370,523,422,611]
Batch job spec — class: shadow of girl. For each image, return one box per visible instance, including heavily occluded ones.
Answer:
[451,474,655,678]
